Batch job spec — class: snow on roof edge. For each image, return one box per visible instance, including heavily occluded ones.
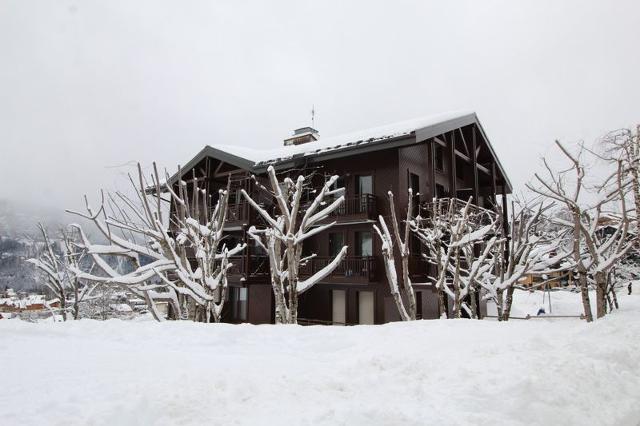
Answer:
[208,110,474,167]
[167,110,512,192]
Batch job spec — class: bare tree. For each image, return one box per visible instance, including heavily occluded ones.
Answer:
[373,189,417,321]
[600,125,640,227]
[68,163,244,322]
[481,200,572,321]
[27,224,92,320]
[241,166,348,324]
[527,141,633,321]
[413,198,498,318]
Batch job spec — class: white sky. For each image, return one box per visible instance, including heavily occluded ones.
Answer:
[1,0,639,212]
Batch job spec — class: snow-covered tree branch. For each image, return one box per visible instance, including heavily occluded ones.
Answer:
[482,200,573,321]
[67,163,244,322]
[413,197,499,319]
[27,223,93,321]
[527,141,634,321]
[373,189,417,321]
[241,166,347,324]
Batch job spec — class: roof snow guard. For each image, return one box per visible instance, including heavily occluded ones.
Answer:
[170,111,512,192]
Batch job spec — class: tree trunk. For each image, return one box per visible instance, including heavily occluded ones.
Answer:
[453,251,461,318]
[437,286,447,319]
[400,254,416,320]
[496,288,504,321]
[611,286,619,309]
[630,162,640,241]
[595,271,607,319]
[60,293,67,321]
[469,284,477,319]
[605,291,613,313]
[579,273,593,322]
[73,285,79,320]
[502,286,515,321]
[286,242,298,325]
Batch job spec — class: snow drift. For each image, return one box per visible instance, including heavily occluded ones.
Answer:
[1,289,639,426]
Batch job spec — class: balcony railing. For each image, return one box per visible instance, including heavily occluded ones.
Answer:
[225,202,250,224]
[409,255,430,277]
[227,255,377,283]
[227,255,269,278]
[306,193,376,221]
[225,254,438,283]
[214,194,378,228]
[419,197,496,226]
[299,256,377,282]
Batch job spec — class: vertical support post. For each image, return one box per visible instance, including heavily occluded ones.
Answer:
[243,224,250,278]
[491,162,498,206]
[205,158,211,219]
[449,131,457,198]
[501,183,509,261]
[471,125,479,204]
[430,139,437,199]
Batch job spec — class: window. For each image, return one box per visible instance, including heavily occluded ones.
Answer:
[436,184,447,198]
[329,232,345,257]
[332,290,346,325]
[358,291,375,324]
[355,231,373,257]
[356,175,373,195]
[435,145,444,172]
[356,175,373,213]
[231,287,247,321]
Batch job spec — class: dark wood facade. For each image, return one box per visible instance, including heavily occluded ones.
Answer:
[168,114,511,325]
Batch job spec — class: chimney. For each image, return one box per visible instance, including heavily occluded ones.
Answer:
[283,127,319,146]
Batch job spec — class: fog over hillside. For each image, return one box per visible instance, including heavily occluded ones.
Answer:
[0,199,68,238]
[0,199,70,291]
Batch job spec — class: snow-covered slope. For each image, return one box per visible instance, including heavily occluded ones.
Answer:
[1,289,639,426]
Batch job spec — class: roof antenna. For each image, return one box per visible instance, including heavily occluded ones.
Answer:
[311,104,315,128]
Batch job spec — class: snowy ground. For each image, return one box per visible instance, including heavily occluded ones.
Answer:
[1,288,639,426]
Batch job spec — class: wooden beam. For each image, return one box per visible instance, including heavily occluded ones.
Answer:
[214,168,245,178]
[213,160,224,176]
[454,149,471,163]
[453,149,491,175]
[457,128,470,157]
[430,139,437,199]
[472,125,479,204]
[434,136,447,147]
[491,162,497,205]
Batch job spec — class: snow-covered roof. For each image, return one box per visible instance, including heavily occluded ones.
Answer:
[216,111,472,165]
[170,111,512,191]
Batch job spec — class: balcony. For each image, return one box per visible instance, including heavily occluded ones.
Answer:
[223,202,251,228]
[419,197,496,226]
[227,255,270,282]
[227,255,378,284]
[409,256,430,278]
[299,256,378,283]
[312,194,377,223]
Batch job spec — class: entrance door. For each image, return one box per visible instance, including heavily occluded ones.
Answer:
[332,290,346,325]
[358,291,374,325]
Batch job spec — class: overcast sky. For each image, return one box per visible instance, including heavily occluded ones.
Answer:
[1,0,639,212]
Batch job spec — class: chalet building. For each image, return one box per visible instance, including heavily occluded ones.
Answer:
[166,111,512,325]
